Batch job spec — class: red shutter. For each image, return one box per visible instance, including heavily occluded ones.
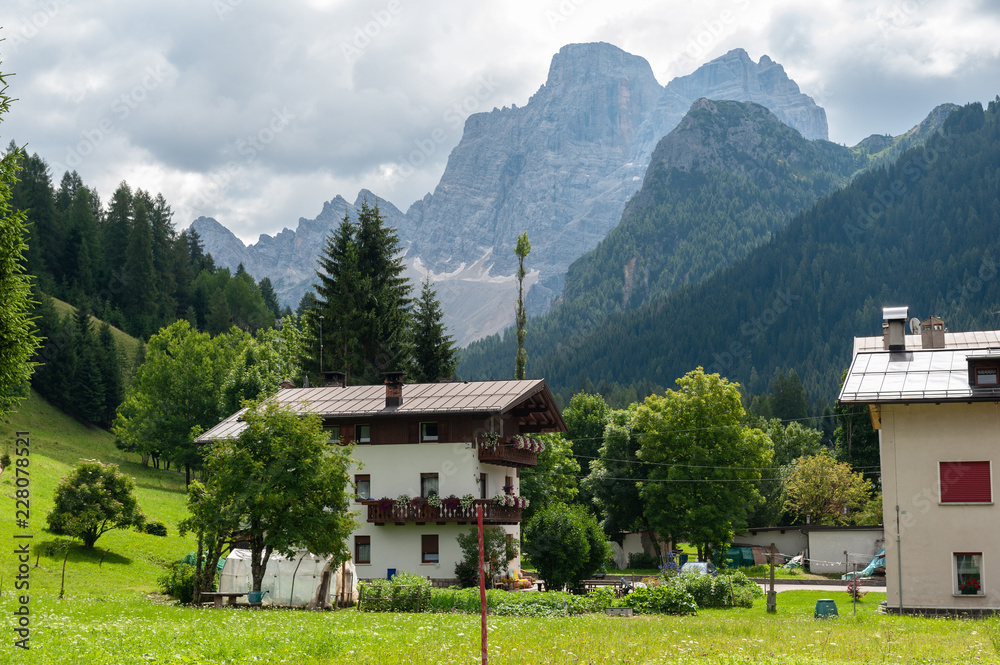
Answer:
[940,461,992,502]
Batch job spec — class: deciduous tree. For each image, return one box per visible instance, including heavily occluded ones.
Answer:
[524,502,611,591]
[46,460,145,548]
[637,368,773,561]
[203,400,357,593]
[514,232,530,380]
[783,450,872,525]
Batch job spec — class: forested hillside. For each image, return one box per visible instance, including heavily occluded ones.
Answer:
[460,100,955,400]
[11,152,283,340]
[498,100,1000,402]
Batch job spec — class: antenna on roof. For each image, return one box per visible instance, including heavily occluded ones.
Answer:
[909,317,921,335]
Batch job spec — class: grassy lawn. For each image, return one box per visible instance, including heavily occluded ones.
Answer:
[1,589,996,664]
[0,390,196,601]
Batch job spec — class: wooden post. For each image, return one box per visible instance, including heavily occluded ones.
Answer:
[60,544,70,599]
[478,504,488,664]
[853,562,858,616]
[766,543,777,613]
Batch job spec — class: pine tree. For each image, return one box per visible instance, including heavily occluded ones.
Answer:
[258,277,281,318]
[410,278,457,383]
[354,200,411,380]
[313,201,412,383]
[122,196,158,337]
[313,215,363,379]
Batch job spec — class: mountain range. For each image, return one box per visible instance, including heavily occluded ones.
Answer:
[193,43,829,344]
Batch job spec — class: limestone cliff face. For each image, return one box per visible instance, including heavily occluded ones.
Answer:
[193,43,828,345]
[398,44,827,341]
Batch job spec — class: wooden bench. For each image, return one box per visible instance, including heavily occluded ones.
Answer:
[201,592,247,608]
[582,579,626,596]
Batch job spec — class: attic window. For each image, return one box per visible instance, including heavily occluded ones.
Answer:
[976,367,998,385]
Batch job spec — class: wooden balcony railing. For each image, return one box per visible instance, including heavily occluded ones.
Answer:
[362,499,521,525]
[478,442,539,468]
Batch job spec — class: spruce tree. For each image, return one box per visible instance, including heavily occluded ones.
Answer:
[514,232,531,380]
[354,200,411,380]
[410,278,457,383]
[313,201,411,383]
[122,197,158,337]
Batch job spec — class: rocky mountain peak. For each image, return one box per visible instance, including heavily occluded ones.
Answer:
[544,42,658,89]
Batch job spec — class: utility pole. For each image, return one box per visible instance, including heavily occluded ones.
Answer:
[767,543,777,613]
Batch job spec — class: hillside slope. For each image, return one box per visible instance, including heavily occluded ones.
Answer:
[459,100,956,391]
[525,101,1000,401]
[0,390,194,597]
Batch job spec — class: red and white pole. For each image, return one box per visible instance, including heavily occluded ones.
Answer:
[478,503,487,664]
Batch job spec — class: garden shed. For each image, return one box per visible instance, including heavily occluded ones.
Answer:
[219,549,358,608]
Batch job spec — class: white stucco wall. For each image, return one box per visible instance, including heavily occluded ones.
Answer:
[733,529,808,563]
[806,530,884,574]
[350,441,521,580]
[881,402,1000,611]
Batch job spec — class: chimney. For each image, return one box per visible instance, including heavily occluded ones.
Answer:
[882,306,909,351]
[323,371,346,388]
[920,315,946,349]
[383,371,404,408]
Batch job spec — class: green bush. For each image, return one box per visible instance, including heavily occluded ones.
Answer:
[454,559,478,589]
[624,584,698,615]
[144,520,168,537]
[0,452,10,469]
[523,502,613,591]
[628,552,660,569]
[359,571,432,612]
[158,563,197,604]
[427,587,616,617]
[670,570,763,608]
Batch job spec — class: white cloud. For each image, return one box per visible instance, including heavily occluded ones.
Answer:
[2,0,999,243]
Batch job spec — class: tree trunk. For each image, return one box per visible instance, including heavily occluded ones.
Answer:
[193,533,204,605]
[185,464,191,488]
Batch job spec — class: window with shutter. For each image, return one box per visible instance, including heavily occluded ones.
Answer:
[421,534,439,563]
[940,461,992,503]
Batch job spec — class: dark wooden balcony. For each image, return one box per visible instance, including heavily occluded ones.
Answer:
[478,442,539,468]
[362,499,521,526]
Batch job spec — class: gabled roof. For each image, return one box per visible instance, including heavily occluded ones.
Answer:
[196,379,565,442]
[840,332,1000,404]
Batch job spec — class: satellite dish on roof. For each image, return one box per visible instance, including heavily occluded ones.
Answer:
[909,317,921,335]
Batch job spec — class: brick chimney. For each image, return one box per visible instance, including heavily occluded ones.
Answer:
[323,371,346,388]
[383,371,404,408]
[920,315,946,349]
[882,306,908,351]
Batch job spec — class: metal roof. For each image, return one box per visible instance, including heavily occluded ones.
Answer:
[840,333,1000,403]
[197,379,562,442]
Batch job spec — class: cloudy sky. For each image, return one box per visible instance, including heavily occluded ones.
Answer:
[3,0,999,244]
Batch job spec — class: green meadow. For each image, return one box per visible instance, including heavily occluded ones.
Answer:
[0,391,996,664]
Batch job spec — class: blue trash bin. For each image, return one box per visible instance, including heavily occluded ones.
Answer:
[387,568,396,580]
[679,554,689,567]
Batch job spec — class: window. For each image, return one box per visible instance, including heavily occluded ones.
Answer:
[421,534,439,564]
[977,367,999,385]
[420,422,439,442]
[355,424,371,444]
[955,552,983,595]
[969,360,1000,386]
[355,536,371,564]
[355,474,371,501]
[479,473,488,500]
[324,426,340,444]
[940,461,992,503]
[420,473,439,498]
